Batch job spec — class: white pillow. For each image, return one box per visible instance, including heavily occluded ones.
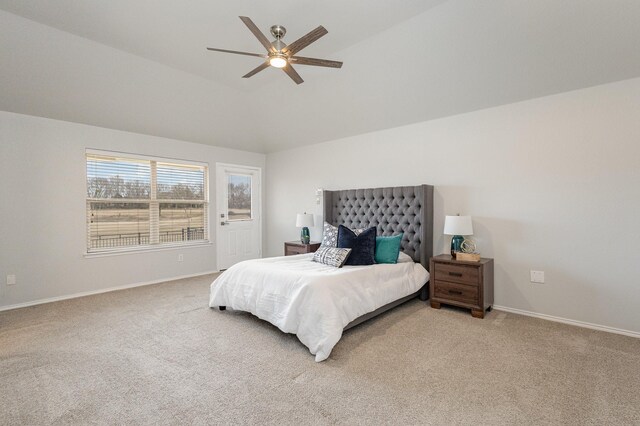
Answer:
[320,222,339,247]
[397,251,414,263]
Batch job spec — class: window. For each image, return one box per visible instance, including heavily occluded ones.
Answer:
[227,174,252,221]
[86,151,208,253]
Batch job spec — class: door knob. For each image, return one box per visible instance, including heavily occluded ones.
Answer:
[220,221,229,226]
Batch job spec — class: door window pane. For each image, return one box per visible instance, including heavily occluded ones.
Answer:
[228,174,251,221]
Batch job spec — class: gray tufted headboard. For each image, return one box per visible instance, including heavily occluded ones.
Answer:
[323,185,434,271]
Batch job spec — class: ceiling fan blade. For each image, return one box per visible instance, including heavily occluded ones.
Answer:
[206,47,267,58]
[289,56,343,68]
[239,16,276,53]
[282,26,328,55]
[242,62,270,78]
[282,63,304,84]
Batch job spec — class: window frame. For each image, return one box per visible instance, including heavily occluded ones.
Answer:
[85,149,210,255]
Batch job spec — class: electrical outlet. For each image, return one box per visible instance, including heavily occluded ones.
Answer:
[178,254,184,262]
[7,275,16,286]
[530,270,545,284]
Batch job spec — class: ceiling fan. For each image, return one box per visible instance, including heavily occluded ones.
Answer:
[206,16,343,85]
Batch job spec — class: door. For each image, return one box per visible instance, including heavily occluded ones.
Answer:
[216,163,262,270]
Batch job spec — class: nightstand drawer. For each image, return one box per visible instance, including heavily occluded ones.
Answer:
[285,246,307,255]
[434,281,478,304]
[434,263,479,286]
[284,241,320,256]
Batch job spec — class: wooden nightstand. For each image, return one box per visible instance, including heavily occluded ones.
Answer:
[284,241,321,256]
[429,254,494,318]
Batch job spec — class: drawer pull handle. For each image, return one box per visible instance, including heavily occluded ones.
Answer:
[448,290,463,295]
[449,272,463,277]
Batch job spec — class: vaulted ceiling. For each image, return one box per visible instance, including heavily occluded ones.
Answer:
[2,0,640,153]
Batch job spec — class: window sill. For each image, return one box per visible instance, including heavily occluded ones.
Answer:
[84,241,212,258]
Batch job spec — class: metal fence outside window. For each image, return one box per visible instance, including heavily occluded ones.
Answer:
[90,227,205,249]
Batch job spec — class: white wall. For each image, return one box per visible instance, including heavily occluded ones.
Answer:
[266,77,640,334]
[0,111,265,309]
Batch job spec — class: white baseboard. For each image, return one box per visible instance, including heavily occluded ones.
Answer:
[0,270,220,313]
[493,305,640,339]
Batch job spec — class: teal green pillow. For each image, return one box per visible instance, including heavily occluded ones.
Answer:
[375,233,403,264]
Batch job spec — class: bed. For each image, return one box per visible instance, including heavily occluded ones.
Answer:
[209,184,434,361]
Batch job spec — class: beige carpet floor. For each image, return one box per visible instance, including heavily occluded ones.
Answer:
[1,273,639,425]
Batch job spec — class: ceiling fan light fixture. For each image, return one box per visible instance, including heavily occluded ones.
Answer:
[269,56,287,68]
[206,16,343,84]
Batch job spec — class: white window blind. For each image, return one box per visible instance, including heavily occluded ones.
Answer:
[86,152,208,252]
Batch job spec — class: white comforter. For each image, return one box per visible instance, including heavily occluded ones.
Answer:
[209,253,429,362]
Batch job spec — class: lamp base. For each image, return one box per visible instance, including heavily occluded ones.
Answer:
[450,235,464,257]
[300,227,310,244]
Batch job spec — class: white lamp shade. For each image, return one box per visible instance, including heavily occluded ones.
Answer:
[444,215,473,235]
[296,213,314,228]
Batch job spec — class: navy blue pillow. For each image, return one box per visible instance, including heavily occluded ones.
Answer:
[337,225,377,266]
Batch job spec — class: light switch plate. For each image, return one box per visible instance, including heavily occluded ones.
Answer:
[530,270,545,284]
[7,275,16,286]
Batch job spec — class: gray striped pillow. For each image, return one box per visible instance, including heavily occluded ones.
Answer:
[312,246,352,268]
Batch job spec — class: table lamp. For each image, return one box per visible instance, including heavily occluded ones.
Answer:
[444,215,473,258]
[296,213,314,244]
